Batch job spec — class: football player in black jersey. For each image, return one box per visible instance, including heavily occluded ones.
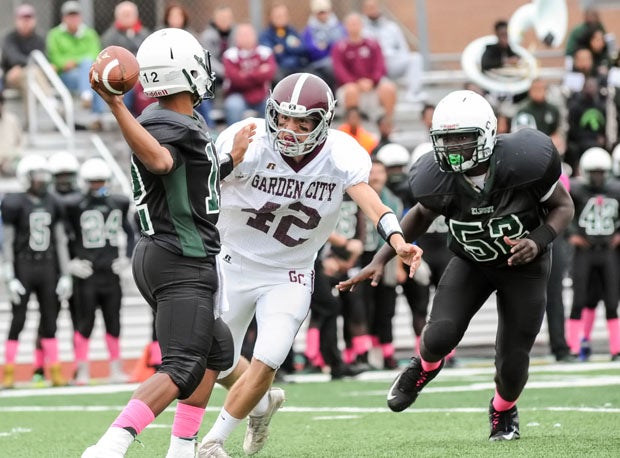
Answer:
[82,28,256,458]
[565,147,620,361]
[1,154,72,389]
[62,158,136,385]
[339,90,575,441]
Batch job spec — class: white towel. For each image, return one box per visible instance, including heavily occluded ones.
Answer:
[213,256,230,319]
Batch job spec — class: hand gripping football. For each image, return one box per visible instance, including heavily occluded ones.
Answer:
[91,45,139,95]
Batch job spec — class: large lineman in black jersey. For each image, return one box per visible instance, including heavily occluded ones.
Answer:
[63,158,136,385]
[410,127,562,266]
[339,90,574,442]
[1,154,71,388]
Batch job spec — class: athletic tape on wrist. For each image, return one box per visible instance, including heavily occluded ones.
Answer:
[377,212,404,248]
[526,224,557,253]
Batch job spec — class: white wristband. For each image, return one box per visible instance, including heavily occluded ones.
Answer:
[377,212,404,248]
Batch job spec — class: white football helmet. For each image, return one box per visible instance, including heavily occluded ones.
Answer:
[410,142,434,165]
[80,158,112,182]
[579,147,611,183]
[16,154,51,195]
[430,90,497,172]
[612,143,620,178]
[48,151,80,175]
[375,143,411,168]
[48,151,80,194]
[136,28,215,107]
[80,158,112,196]
[266,73,336,157]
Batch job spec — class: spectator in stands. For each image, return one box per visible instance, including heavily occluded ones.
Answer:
[337,107,378,154]
[301,0,345,91]
[259,4,308,84]
[513,78,561,144]
[200,6,236,85]
[566,76,607,172]
[161,2,192,32]
[565,7,606,59]
[222,22,277,125]
[46,1,104,129]
[576,26,612,79]
[361,0,426,103]
[481,20,520,73]
[332,13,396,120]
[370,114,395,155]
[0,92,24,176]
[420,103,435,135]
[100,1,150,117]
[481,19,529,104]
[1,4,46,96]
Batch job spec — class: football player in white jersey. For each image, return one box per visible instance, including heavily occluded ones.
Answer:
[167,72,422,457]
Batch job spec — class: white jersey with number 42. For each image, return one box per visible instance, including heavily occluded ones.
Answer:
[217,118,371,269]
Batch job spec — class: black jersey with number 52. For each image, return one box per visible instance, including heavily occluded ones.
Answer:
[409,128,561,267]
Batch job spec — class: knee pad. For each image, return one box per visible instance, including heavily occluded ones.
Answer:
[421,319,459,359]
[160,352,208,400]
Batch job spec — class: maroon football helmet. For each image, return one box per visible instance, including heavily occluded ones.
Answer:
[266,73,336,157]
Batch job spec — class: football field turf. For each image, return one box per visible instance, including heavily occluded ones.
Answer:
[1,361,619,457]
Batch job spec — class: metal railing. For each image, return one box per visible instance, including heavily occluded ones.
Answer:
[26,50,75,151]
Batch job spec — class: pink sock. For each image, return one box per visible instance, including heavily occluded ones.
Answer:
[148,341,162,366]
[74,332,89,363]
[34,348,44,369]
[371,336,380,347]
[352,335,371,356]
[304,328,320,361]
[445,348,457,361]
[40,338,59,364]
[311,353,325,368]
[582,308,596,340]
[5,340,18,364]
[106,334,121,361]
[606,318,620,355]
[112,399,155,436]
[566,319,582,354]
[492,389,517,411]
[172,403,205,439]
[420,356,442,372]
[382,343,395,358]
[342,347,355,364]
[415,335,421,355]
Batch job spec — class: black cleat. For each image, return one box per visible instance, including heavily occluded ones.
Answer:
[488,400,520,441]
[386,357,444,412]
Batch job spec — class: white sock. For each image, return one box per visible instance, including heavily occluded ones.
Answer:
[95,426,134,455]
[165,434,196,458]
[250,391,271,417]
[202,408,242,444]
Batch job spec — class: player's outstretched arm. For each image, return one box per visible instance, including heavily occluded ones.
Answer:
[90,74,174,174]
[338,184,432,290]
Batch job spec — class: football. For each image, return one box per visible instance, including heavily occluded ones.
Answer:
[90,45,140,95]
